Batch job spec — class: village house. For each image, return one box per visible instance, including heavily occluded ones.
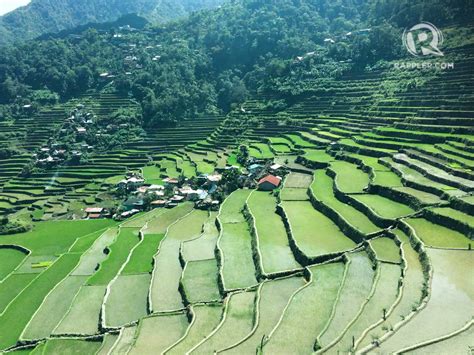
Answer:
[118,176,145,191]
[163,177,179,185]
[150,186,165,197]
[123,196,145,211]
[197,174,209,183]
[257,175,282,191]
[170,195,185,204]
[248,163,263,175]
[76,127,87,136]
[148,184,165,192]
[199,190,209,200]
[37,155,59,167]
[196,198,220,210]
[135,186,149,194]
[150,200,168,208]
[119,209,140,220]
[134,186,165,198]
[84,207,108,219]
[71,151,82,159]
[269,163,284,174]
[178,186,205,201]
[207,174,222,183]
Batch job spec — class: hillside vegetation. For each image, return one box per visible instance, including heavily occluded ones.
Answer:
[0,0,224,45]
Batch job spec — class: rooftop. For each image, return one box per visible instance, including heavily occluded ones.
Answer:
[258,175,282,187]
[85,207,104,214]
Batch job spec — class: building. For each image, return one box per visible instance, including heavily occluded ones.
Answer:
[151,190,165,198]
[85,207,107,219]
[207,174,222,183]
[123,196,145,211]
[270,163,283,173]
[248,164,263,175]
[118,177,145,191]
[258,175,282,191]
[76,127,87,135]
[163,177,179,185]
[148,185,165,192]
[171,195,185,203]
[199,190,209,200]
[135,186,152,194]
[119,209,140,219]
[150,200,168,208]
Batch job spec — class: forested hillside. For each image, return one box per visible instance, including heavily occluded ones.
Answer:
[0,0,224,45]
[0,0,471,129]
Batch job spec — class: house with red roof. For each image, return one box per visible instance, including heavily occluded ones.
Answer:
[84,207,108,219]
[257,175,282,191]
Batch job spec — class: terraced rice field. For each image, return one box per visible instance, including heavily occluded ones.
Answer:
[281,200,357,259]
[311,170,381,236]
[247,191,301,274]
[1,32,473,354]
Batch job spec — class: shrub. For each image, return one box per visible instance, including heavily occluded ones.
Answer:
[0,218,32,235]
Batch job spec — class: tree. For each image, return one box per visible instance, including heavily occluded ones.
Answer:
[237,145,249,165]
[74,65,93,92]
[222,168,241,193]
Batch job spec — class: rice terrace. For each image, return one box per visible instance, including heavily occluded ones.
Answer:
[0,0,473,354]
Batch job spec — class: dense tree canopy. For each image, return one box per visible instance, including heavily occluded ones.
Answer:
[0,0,225,45]
[0,0,470,126]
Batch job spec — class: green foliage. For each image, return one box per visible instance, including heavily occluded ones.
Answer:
[222,168,241,193]
[237,145,249,165]
[0,0,421,125]
[0,0,225,45]
[0,218,32,235]
[29,90,60,105]
[369,0,473,27]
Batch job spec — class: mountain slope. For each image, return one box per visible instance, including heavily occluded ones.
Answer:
[0,0,471,123]
[0,0,224,45]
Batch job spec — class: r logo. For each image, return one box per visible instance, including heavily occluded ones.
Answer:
[403,22,444,57]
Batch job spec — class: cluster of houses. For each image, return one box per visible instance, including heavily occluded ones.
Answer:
[246,160,285,191]
[33,144,91,168]
[99,26,164,81]
[33,146,67,167]
[84,207,111,219]
[108,170,222,220]
[62,104,95,138]
[32,105,97,168]
[83,154,288,220]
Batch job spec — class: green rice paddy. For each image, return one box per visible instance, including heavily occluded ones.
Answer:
[53,285,106,335]
[311,170,381,235]
[265,263,345,353]
[219,222,258,290]
[406,218,471,249]
[167,305,223,354]
[281,201,356,257]
[248,191,301,273]
[352,194,415,219]
[87,228,141,285]
[0,248,27,281]
[105,274,150,327]
[370,237,401,264]
[130,313,189,354]
[194,291,256,353]
[181,259,220,303]
[330,161,370,193]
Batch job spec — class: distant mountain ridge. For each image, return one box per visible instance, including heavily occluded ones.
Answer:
[0,0,224,45]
